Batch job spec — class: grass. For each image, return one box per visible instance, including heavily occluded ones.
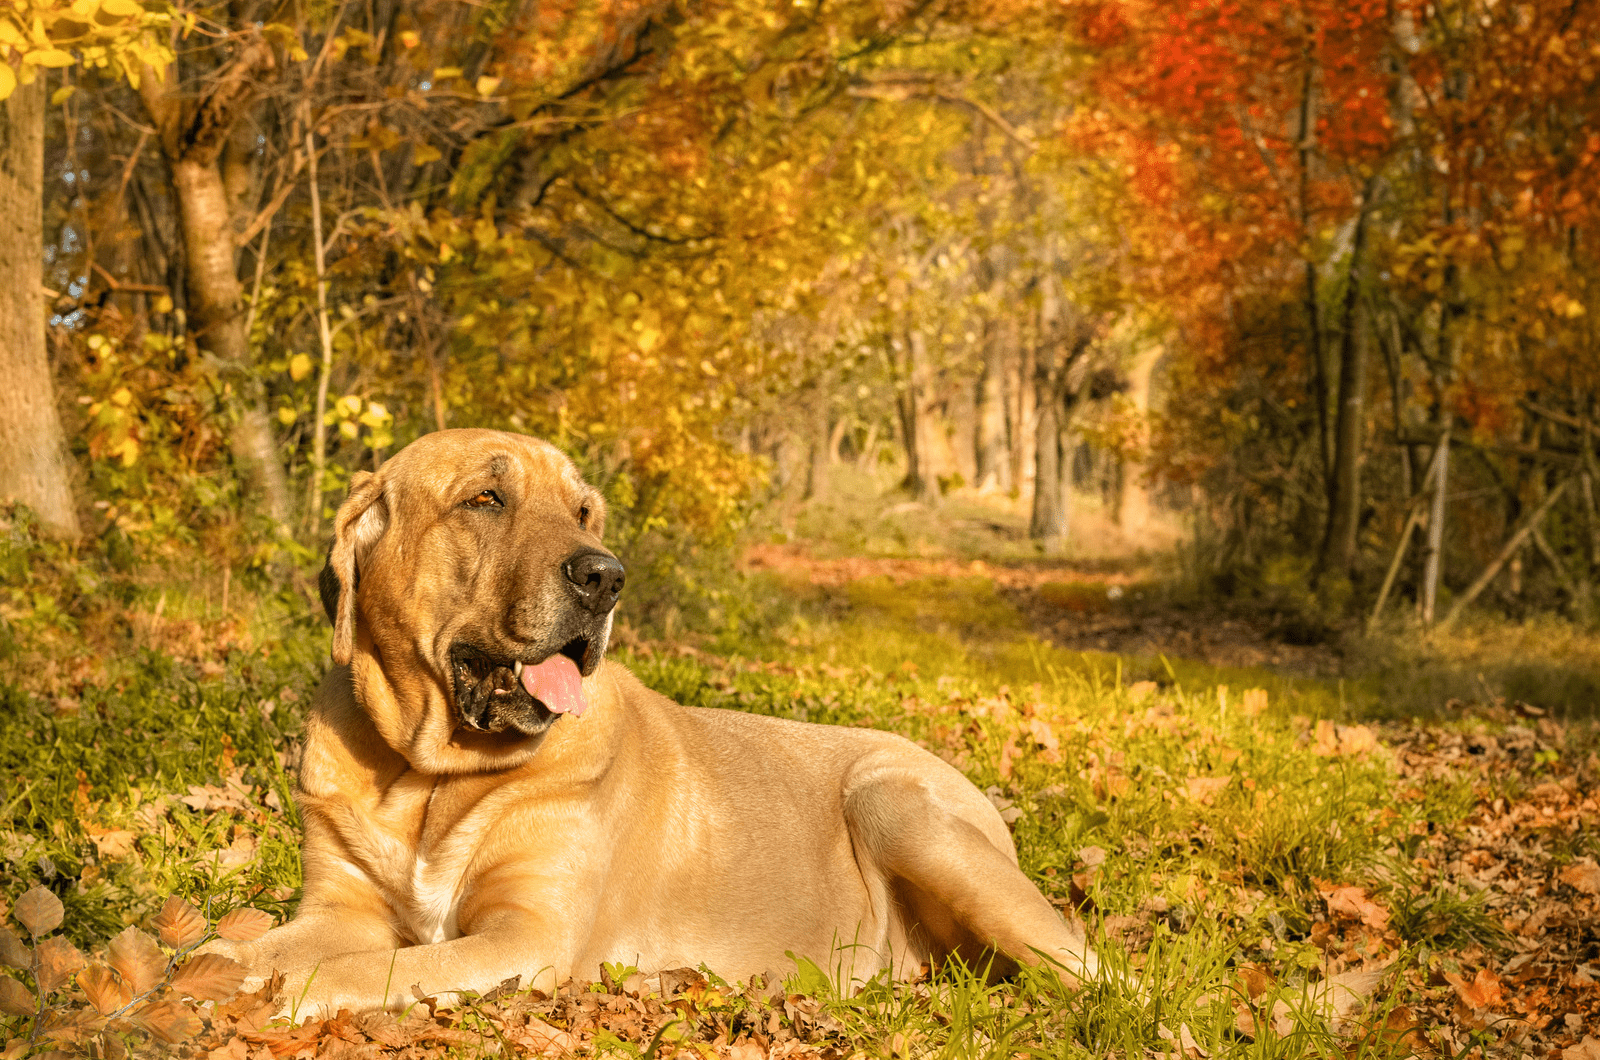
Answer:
[2,512,1596,1056]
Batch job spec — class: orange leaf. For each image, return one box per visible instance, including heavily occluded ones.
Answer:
[1318,882,1391,931]
[34,937,86,995]
[135,999,203,1044]
[1184,776,1230,804]
[1559,860,1600,895]
[1445,967,1503,1011]
[215,908,273,942]
[108,926,166,996]
[0,975,32,1016]
[171,953,245,1001]
[13,886,64,937]
[152,897,207,950]
[1237,964,1273,1000]
[78,964,132,1015]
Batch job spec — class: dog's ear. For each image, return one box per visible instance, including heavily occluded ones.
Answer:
[320,471,388,666]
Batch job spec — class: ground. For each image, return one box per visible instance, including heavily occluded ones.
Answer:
[1,485,1599,1059]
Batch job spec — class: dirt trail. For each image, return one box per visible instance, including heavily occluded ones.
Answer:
[744,543,1345,676]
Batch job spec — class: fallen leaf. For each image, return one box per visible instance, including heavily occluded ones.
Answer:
[152,896,207,950]
[1318,882,1391,931]
[1445,967,1503,1011]
[1237,964,1273,1000]
[1559,860,1600,895]
[1563,1037,1600,1060]
[1184,776,1231,804]
[87,828,138,860]
[1078,845,1107,867]
[108,926,166,995]
[13,887,64,937]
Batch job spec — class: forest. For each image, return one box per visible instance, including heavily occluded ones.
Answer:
[1,0,1599,1057]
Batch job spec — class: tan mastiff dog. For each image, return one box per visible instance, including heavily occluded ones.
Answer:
[216,429,1095,1018]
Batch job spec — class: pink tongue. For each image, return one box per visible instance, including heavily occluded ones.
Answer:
[519,654,587,717]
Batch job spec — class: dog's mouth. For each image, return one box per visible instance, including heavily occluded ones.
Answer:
[449,637,592,736]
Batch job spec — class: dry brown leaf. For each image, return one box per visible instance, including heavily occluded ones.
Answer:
[0,976,32,1016]
[1559,860,1600,895]
[0,927,29,970]
[78,963,132,1015]
[108,926,166,996]
[1563,1037,1600,1060]
[152,896,207,950]
[136,999,204,1044]
[1444,967,1503,1011]
[34,937,86,995]
[1318,882,1392,931]
[510,1018,575,1054]
[1184,776,1231,805]
[208,1037,251,1060]
[13,886,64,938]
[1237,964,1274,1000]
[171,952,246,1001]
[216,908,274,942]
[87,829,138,860]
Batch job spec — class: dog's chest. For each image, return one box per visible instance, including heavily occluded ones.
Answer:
[338,777,495,946]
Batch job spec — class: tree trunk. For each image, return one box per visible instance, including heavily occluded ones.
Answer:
[897,330,939,503]
[140,44,291,526]
[1420,427,1450,626]
[1319,178,1380,579]
[0,78,81,539]
[1116,343,1164,535]
[1029,386,1068,541]
[803,391,830,501]
[975,325,1010,491]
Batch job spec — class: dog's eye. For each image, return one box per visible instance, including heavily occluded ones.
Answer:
[465,490,502,509]
[578,504,590,528]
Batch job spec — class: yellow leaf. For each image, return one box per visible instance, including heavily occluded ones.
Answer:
[475,75,500,96]
[0,65,15,102]
[50,84,74,105]
[24,49,76,68]
[152,293,173,314]
[432,66,463,80]
[276,406,296,425]
[112,437,139,466]
[413,143,441,165]
[288,352,313,381]
[338,419,360,440]
[398,30,419,48]
[101,0,144,15]
[438,241,454,263]
[71,0,100,18]
[109,386,132,407]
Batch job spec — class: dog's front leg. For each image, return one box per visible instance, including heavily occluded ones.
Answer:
[272,910,559,1021]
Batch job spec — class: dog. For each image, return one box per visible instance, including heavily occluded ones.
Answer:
[213,429,1095,1018]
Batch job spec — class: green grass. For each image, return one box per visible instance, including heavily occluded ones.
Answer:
[0,558,1565,1058]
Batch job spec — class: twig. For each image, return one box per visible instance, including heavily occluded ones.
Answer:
[1439,477,1573,630]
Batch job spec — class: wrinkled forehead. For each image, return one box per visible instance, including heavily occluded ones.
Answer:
[384,432,593,509]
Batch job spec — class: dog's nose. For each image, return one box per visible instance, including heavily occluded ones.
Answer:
[563,550,625,613]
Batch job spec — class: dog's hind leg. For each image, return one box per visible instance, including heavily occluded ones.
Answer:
[844,762,1097,984]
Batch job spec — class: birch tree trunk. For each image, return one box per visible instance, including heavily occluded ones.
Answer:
[0,78,81,539]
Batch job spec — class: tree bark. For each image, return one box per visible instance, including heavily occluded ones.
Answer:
[0,78,81,539]
[1420,426,1450,626]
[896,330,939,503]
[975,323,1011,491]
[1319,177,1381,579]
[140,43,291,525]
[1030,384,1068,541]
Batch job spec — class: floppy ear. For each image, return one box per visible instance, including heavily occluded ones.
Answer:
[318,471,388,666]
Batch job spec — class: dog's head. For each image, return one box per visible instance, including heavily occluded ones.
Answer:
[318,429,623,772]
